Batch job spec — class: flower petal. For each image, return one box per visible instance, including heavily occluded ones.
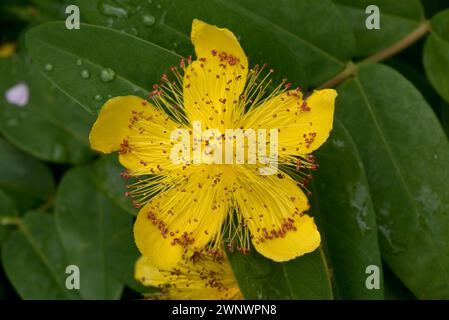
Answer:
[134,209,184,269]
[253,214,321,262]
[184,19,248,128]
[135,255,167,287]
[89,95,184,174]
[133,166,230,268]
[234,166,320,261]
[89,96,147,153]
[240,89,337,156]
[135,252,243,299]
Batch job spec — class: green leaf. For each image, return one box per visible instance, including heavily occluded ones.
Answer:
[2,211,81,299]
[385,58,441,111]
[311,120,384,299]
[228,248,333,299]
[91,154,137,216]
[334,0,425,57]
[337,63,449,299]
[26,22,181,114]
[423,9,449,104]
[0,56,95,164]
[55,165,138,300]
[71,0,193,57]
[0,190,18,247]
[383,264,415,300]
[0,138,54,211]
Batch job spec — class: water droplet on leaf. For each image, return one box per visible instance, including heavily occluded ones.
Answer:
[99,2,128,18]
[81,69,90,79]
[76,59,83,66]
[95,94,103,101]
[45,63,54,72]
[101,68,116,82]
[142,14,155,26]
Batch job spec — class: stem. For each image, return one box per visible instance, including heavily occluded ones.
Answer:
[0,216,22,227]
[317,61,356,89]
[317,20,431,89]
[36,196,55,213]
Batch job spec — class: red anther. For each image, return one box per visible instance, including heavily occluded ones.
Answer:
[132,200,141,208]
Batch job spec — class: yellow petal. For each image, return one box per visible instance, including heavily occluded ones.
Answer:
[134,255,167,287]
[133,166,230,268]
[233,166,320,261]
[89,95,184,174]
[253,214,321,262]
[184,19,248,129]
[240,89,337,156]
[89,96,147,153]
[135,252,243,299]
[134,207,184,269]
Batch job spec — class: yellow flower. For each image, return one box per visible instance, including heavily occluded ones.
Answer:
[0,42,16,58]
[135,251,243,300]
[90,19,336,268]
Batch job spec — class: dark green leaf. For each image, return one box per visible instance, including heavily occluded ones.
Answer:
[0,138,54,211]
[26,22,181,114]
[334,0,425,57]
[383,264,415,300]
[423,9,449,104]
[55,165,138,299]
[385,58,441,109]
[0,56,95,164]
[311,120,384,299]
[337,63,449,299]
[228,248,333,299]
[2,211,81,299]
